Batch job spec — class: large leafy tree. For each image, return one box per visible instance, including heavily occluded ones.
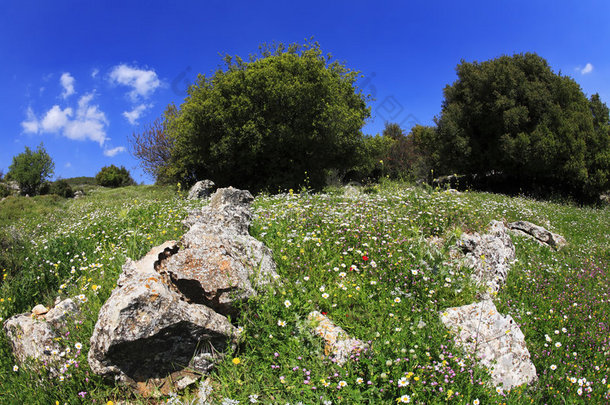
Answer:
[435,52,610,199]
[163,40,371,192]
[7,144,54,195]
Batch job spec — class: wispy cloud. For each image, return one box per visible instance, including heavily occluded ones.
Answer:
[123,103,150,125]
[109,64,161,100]
[91,68,99,78]
[103,146,126,157]
[60,72,75,98]
[580,63,594,75]
[21,107,40,133]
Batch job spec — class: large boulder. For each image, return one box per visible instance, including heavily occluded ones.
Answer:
[187,180,215,200]
[88,242,239,396]
[440,300,537,390]
[3,298,80,369]
[458,220,515,294]
[161,187,278,315]
[508,220,566,250]
[89,188,278,396]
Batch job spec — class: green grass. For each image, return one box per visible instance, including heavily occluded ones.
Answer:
[0,182,608,404]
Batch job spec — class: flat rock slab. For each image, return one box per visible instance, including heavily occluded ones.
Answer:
[307,311,367,365]
[458,220,515,294]
[508,220,566,250]
[440,300,537,390]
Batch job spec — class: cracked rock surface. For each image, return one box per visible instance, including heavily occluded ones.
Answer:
[88,188,278,396]
[440,300,537,390]
[508,220,566,250]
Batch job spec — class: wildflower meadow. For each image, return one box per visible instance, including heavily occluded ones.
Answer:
[0,182,608,404]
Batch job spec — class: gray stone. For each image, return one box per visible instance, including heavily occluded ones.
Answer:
[307,311,367,365]
[88,242,239,396]
[440,300,537,390]
[3,298,80,368]
[508,220,567,250]
[73,190,84,199]
[458,220,515,295]
[159,187,278,316]
[187,180,216,200]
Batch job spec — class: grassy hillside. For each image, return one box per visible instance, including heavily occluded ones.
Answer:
[0,183,608,404]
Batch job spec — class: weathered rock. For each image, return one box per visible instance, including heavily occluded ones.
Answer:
[458,220,515,294]
[187,180,216,200]
[158,231,278,316]
[88,243,239,396]
[31,304,49,316]
[3,298,80,367]
[160,187,279,315]
[307,311,367,365]
[73,190,84,199]
[440,300,537,390]
[508,220,566,250]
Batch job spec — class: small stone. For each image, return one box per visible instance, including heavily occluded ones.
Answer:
[307,311,367,365]
[31,304,49,316]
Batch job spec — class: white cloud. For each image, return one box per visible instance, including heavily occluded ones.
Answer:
[91,68,99,78]
[122,104,150,125]
[20,93,109,146]
[103,146,126,157]
[65,162,72,168]
[63,94,109,145]
[41,105,73,132]
[60,72,75,98]
[21,107,40,133]
[109,64,161,100]
[580,63,594,75]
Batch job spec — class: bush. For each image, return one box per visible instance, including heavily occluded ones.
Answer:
[7,143,55,195]
[95,165,135,188]
[434,53,610,201]
[0,183,10,199]
[49,180,74,198]
[159,40,371,192]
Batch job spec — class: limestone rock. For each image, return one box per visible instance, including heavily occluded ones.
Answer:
[73,190,84,199]
[161,187,278,315]
[158,231,278,316]
[187,180,216,200]
[440,300,537,390]
[31,304,49,316]
[3,297,80,367]
[508,220,566,250]
[458,220,515,294]
[88,243,239,396]
[307,311,367,365]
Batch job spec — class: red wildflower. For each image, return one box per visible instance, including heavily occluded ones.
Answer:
[362,255,369,261]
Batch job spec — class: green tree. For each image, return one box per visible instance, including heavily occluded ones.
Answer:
[95,165,135,188]
[162,40,371,192]
[435,52,610,200]
[7,144,55,195]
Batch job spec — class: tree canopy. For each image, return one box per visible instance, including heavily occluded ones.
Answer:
[434,52,610,200]
[95,165,135,188]
[160,40,371,192]
[7,144,55,195]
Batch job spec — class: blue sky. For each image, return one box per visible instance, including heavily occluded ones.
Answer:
[1,1,609,183]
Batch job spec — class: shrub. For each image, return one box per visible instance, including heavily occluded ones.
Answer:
[434,52,610,201]
[159,40,371,192]
[7,143,55,195]
[49,179,74,198]
[95,165,135,188]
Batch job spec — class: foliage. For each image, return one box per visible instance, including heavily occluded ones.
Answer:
[0,183,10,199]
[129,104,178,184]
[435,52,610,201]
[49,179,74,198]
[95,165,135,188]
[163,40,371,192]
[63,176,97,187]
[7,144,55,196]
[346,134,393,183]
